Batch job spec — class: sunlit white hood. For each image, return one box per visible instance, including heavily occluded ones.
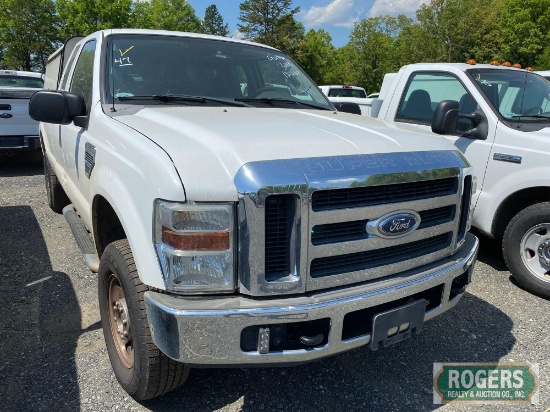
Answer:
[114,107,458,201]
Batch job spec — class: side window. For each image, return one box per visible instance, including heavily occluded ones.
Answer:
[69,40,96,114]
[396,72,477,129]
[59,46,81,90]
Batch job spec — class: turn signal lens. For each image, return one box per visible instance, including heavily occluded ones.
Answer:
[162,228,230,251]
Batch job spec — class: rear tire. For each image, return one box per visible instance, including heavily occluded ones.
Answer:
[98,239,190,400]
[503,203,550,298]
[44,155,70,213]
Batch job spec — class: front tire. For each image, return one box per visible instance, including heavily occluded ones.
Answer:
[503,203,550,298]
[98,239,190,400]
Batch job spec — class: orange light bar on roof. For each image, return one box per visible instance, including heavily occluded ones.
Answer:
[501,61,511,67]
[466,59,476,65]
[525,67,533,71]
[513,63,522,69]
[489,60,499,66]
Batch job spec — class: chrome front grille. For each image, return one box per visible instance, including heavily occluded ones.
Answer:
[235,151,472,296]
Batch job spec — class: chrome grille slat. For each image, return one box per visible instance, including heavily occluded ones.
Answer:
[309,221,457,259]
[310,194,458,225]
[312,177,458,211]
[307,248,453,290]
[311,205,456,246]
[311,233,452,278]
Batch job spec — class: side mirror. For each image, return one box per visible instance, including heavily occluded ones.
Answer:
[332,102,362,115]
[29,90,86,126]
[432,100,488,140]
[432,100,460,134]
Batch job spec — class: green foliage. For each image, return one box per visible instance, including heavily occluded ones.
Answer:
[56,0,133,38]
[295,29,334,85]
[346,15,411,93]
[0,0,61,71]
[202,4,230,36]
[238,0,304,57]
[498,0,550,67]
[129,0,201,32]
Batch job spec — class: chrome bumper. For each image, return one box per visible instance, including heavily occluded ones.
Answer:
[145,233,478,367]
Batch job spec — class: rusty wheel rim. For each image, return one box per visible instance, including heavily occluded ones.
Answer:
[108,275,134,368]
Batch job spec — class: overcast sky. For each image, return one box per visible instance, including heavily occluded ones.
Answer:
[187,0,427,47]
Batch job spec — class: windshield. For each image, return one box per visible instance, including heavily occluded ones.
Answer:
[0,75,43,88]
[467,69,550,122]
[105,34,332,110]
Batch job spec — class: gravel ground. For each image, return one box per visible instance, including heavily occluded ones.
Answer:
[1,153,549,412]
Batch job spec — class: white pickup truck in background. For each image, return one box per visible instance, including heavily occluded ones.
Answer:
[370,63,550,298]
[0,70,44,155]
[318,85,376,115]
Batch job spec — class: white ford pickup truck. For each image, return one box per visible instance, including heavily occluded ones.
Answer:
[30,30,478,400]
[318,84,375,115]
[370,63,550,298]
[0,70,43,154]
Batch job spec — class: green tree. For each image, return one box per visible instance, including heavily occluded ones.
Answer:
[202,4,229,36]
[393,23,439,65]
[346,15,411,93]
[0,0,61,71]
[323,45,362,86]
[56,0,133,38]
[498,0,550,67]
[238,0,304,57]
[129,0,201,32]
[295,29,334,84]
[415,0,503,63]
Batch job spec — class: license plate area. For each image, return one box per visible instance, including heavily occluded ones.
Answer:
[370,299,426,350]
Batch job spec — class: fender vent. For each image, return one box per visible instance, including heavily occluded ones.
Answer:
[84,142,96,178]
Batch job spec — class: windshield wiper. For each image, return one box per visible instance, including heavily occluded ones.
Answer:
[117,94,252,107]
[235,97,331,110]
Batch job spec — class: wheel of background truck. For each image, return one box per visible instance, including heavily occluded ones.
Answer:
[98,239,190,400]
[503,203,550,298]
[44,155,70,213]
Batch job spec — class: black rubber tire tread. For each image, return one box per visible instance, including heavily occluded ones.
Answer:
[44,155,70,213]
[98,239,190,400]
[503,202,550,299]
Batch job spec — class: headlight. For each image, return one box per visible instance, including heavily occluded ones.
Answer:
[154,200,235,293]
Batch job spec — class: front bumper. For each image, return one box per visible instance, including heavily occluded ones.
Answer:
[145,233,478,367]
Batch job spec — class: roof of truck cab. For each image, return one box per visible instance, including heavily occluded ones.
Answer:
[92,29,278,51]
[401,63,529,73]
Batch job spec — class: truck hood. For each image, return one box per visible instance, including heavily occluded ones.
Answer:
[114,107,455,201]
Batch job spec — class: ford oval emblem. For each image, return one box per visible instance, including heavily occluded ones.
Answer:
[377,213,420,237]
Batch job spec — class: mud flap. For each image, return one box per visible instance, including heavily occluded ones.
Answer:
[370,299,426,350]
